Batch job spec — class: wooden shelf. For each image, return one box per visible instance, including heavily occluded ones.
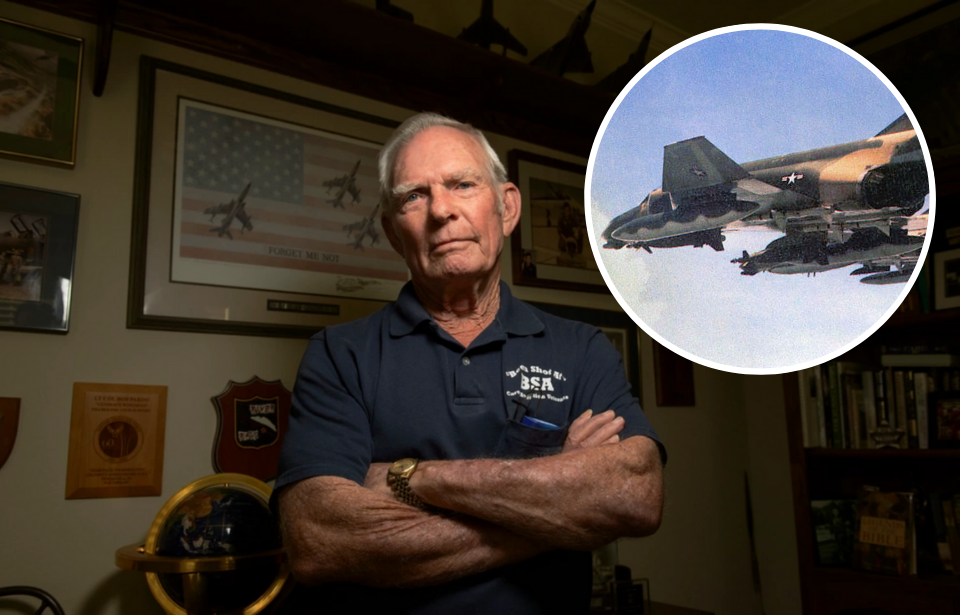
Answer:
[813,566,960,591]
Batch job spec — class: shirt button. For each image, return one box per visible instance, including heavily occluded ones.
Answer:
[462,357,471,366]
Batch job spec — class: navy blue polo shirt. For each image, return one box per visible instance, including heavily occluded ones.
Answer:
[275,281,665,614]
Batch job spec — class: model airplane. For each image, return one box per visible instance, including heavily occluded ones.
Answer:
[343,203,381,250]
[457,0,527,57]
[323,160,363,209]
[205,183,253,240]
[601,114,929,281]
[596,28,652,94]
[530,0,596,76]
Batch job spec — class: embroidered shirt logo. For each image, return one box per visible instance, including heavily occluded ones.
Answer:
[504,364,570,402]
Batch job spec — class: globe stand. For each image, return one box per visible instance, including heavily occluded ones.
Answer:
[116,543,286,615]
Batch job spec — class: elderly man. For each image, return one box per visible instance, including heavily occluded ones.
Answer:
[274,113,665,614]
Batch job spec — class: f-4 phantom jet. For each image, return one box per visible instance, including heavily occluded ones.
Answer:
[601,114,930,282]
[205,183,253,240]
[323,159,363,209]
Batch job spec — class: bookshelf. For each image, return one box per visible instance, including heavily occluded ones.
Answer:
[785,308,960,615]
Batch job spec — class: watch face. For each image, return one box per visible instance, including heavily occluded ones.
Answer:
[390,458,417,476]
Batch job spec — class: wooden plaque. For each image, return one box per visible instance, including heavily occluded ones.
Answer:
[0,397,20,471]
[66,383,167,499]
[211,376,290,481]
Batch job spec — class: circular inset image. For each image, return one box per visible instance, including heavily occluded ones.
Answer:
[587,24,935,375]
[94,416,144,462]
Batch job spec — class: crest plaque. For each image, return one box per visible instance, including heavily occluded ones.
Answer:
[0,397,20,471]
[211,377,291,481]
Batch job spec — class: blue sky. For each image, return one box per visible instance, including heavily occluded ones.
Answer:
[587,27,932,374]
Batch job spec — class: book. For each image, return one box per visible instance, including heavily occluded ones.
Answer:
[942,498,960,575]
[829,362,845,448]
[927,492,953,573]
[915,371,930,449]
[799,368,822,448]
[853,486,915,576]
[862,370,878,448]
[906,371,919,449]
[811,499,857,567]
[894,369,908,443]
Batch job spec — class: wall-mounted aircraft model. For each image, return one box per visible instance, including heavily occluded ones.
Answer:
[601,114,929,283]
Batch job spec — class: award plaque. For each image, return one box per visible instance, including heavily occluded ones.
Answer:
[211,377,291,481]
[0,397,20,471]
[66,383,167,499]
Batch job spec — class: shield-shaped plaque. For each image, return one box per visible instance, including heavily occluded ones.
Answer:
[211,377,291,481]
[0,398,21,471]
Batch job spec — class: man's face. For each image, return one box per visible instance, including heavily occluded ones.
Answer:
[382,126,520,287]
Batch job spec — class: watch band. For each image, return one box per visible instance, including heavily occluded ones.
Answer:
[388,458,430,510]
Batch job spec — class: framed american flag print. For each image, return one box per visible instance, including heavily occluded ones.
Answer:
[128,57,408,337]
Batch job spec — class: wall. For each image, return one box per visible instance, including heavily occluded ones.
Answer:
[0,3,798,614]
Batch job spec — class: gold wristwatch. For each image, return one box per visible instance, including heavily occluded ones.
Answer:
[387,458,428,509]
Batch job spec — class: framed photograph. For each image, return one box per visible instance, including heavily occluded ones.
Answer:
[508,150,607,293]
[0,18,83,168]
[928,393,960,450]
[66,382,167,499]
[934,248,960,310]
[0,181,79,333]
[129,57,409,338]
[530,302,641,401]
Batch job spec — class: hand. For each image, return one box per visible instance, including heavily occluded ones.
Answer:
[363,462,394,498]
[562,410,623,453]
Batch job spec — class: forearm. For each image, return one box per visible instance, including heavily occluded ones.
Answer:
[279,476,545,588]
[411,435,663,551]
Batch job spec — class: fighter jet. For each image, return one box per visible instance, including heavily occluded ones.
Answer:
[530,0,596,76]
[343,203,381,250]
[602,114,929,259]
[596,28,652,94]
[732,227,923,277]
[323,159,363,209]
[205,183,253,240]
[457,0,527,57]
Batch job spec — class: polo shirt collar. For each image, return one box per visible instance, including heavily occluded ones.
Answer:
[389,280,544,338]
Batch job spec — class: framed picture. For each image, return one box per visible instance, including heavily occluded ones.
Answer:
[0,18,83,168]
[529,302,641,401]
[0,181,79,333]
[129,57,409,338]
[934,248,960,311]
[508,150,607,293]
[929,393,960,449]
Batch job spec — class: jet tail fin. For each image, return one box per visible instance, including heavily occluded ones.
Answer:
[875,113,912,137]
[662,137,749,193]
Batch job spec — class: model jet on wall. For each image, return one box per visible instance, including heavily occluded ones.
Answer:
[530,0,597,76]
[601,114,929,282]
[457,0,527,57]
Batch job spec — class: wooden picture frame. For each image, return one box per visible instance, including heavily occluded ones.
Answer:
[0,18,83,168]
[65,383,167,499]
[128,56,408,338]
[529,302,641,401]
[0,181,79,333]
[933,247,960,311]
[508,150,608,294]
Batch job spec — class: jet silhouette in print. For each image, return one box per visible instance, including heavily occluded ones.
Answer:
[205,183,253,240]
[343,203,381,250]
[323,159,363,209]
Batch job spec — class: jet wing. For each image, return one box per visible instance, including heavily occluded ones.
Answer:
[531,34,593,74]
[323,175,347,189]
[235,208,253,232]
[348,182,362,203]
[662,137,750,193]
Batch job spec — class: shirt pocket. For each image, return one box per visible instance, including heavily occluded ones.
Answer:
[493,418,568,459]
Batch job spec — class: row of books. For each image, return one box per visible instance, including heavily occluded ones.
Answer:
[798,349,960,449]
[812,486,960,577]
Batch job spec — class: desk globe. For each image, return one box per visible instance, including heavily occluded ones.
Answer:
[136,473,288,615]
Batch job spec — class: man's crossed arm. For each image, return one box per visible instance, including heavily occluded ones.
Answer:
[278,410,664,588]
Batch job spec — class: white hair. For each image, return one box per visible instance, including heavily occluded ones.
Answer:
[378,112,507,214]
